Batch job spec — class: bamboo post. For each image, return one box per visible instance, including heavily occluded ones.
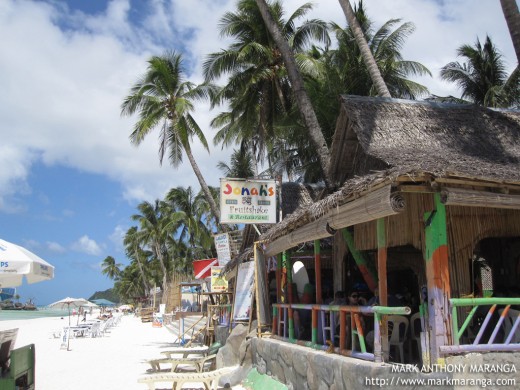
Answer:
[377,218,389,360]
[424,193,451,364]
[286,251,294,340]
[314,240,322,304]
[341,229,378,291]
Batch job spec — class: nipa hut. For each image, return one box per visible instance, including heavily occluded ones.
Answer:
[249,96,520,381]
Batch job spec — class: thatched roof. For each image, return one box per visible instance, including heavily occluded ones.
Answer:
[329,95,520,185]
[261,96,520,244]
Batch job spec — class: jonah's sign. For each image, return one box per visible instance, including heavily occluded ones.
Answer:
[220,179,277,224]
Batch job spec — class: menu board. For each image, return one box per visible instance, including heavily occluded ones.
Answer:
[232,261,255,321]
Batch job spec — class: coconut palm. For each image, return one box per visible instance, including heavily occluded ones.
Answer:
[101,256,122,281]
[217,147,255,179]
[121,51,225,231]
[327,5,431,99]
[439,35,520,108]
[253,0,332,186]
[205,0,331,183]
[337,0,391,97]
[123,227,151,296]
[131,200,182,303]
[165,186,213,253]
[500,0,520,63]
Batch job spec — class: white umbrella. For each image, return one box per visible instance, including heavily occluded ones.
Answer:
[0,238,55,288]
[48,297,90,325]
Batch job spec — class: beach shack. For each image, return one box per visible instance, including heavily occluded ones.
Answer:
[240,96,520,389]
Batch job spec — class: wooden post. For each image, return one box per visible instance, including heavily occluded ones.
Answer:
[424,193,451,364]
[314,240,322,304]
[286,251,294,340]
[377,218,389,360]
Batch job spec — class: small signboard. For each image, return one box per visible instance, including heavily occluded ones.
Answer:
[233,261,256,321]
[210,266,228,293]
[220,179,277,224]
[214,233,231,267]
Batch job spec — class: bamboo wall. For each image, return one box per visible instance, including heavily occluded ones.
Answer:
[344,191,520,299]
[166,273,193,312]
[446,206,520,297]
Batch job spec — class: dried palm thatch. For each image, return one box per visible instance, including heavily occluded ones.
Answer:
[260,96,520,250]
[329,95,520,185]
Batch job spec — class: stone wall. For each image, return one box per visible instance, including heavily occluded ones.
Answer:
[251,338,520,390]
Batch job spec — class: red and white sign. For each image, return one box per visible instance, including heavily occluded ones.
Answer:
[193,258,218,279]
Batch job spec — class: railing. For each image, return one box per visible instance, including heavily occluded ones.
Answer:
[272,303,410,362]
[440,297,520,355]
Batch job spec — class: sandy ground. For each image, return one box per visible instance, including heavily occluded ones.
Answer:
[1,312,245,390]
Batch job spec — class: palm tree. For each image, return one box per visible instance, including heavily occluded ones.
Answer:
[337,0,391,97]
[101,256,122,280]
[326,6,431,99]
[131,200,182,303]
[439,35,520,108]
[123,227,151,296]
[165,186,212,252]
[121,51,225,231]
[500,0,520,63]
[254,0,332,186]
[217,147,255,178]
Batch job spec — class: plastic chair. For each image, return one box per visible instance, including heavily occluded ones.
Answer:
[408,312,422,362]
[387,315,409,363]
[499,308,520,343]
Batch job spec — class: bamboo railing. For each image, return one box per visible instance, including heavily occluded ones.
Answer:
[271,303,410,362]
[440,297,520,355]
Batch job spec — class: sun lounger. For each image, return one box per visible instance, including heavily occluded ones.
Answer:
[160,345,209,359]
[137,365,238,390]
[146,353,218,373]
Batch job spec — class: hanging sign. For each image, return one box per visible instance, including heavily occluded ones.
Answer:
[220,179,277,224]
[210,266,228,292]
[214,233,231,267]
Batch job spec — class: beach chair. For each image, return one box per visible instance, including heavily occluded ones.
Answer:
[137,365,238,390]
[146,353,218,373]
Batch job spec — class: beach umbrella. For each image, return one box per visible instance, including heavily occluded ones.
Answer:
[0,238,55,288]
[48,297,90,325]
[91,298,116,307]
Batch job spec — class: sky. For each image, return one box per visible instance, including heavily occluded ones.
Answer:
[0,0,516,306]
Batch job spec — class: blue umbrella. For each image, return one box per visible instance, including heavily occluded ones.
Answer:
[91,298,116,307]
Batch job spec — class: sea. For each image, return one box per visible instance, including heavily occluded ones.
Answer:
[0,307,69,321]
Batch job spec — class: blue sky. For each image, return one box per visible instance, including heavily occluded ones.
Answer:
[0,0,516,306]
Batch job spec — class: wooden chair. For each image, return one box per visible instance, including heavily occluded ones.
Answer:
[138,365,238,390]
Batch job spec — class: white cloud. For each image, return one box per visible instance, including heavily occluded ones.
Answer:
[0,0,516,213]
[109,224,127,253]
[72,235,103,256]
[46,241,66,253]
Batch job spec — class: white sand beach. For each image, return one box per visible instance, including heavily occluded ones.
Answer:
[1,311,246,390]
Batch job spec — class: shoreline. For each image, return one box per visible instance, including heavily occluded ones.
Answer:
[1,312,246,389]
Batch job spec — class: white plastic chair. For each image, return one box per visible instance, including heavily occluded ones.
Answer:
[387,315,409,363]
[408,312,422,361]
[499,308,520,343]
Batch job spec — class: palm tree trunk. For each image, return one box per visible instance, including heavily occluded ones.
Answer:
[255,0,332,188]
[134,244,150,296]
[338,0,392,98]
[500,0,520,63]
[153,241,169,305]
[184,147,229,232]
